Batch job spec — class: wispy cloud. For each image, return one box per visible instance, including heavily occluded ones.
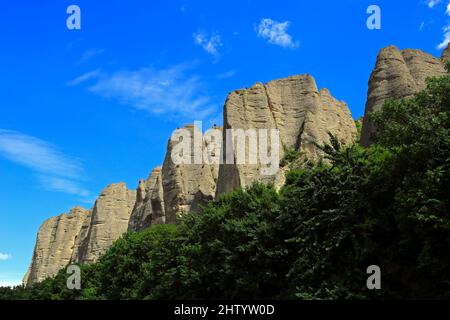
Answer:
[76,48,104,66]
[420,21,425,31]
[437,25,450,49]
[70,64,217,119]
[256,18,299,49]
[0,130,89,197]
[425,0,442,8]
[436,1,450,49]
[193,31,222,57]
[0,253,12,261]
[39,176,89,197]
[66,69,101,86]
[217,70,237,79]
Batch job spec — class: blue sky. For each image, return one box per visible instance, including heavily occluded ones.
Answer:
[0,0,449,286]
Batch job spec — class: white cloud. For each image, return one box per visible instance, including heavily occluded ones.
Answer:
[426,0,442,8]
[437,24,450,49]
[0,130,89,197]
[67,69,101,86]
[193,31,222,56]
[39,176,90,197]
[76,49,104,66]
[0,253,12,261]
[75,64,216,119]
[420,21,425,31]
[256,18,299,49]
[217,70,237,79]
[434,2,450,49]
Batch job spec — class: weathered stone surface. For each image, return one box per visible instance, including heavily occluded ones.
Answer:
[128,166,165,231]
[73,183,136,264]
[69,211,92,263]
[162,125,219,224]
[23,207,90,287]
[25,44,450,286]
[441,43,450,63]
[216,74,357,195]
[23,74,356,285]
[360,45,449,146]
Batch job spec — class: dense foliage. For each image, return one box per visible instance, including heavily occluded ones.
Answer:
[1,74,449,300]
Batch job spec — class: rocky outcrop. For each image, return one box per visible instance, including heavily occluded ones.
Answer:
[25,44,450,286]
[360,45,449,146]
[128,167,165,231]
[128,125,219,231]
[162,125,219,224]
[441,44,450,63]
[72,183,136,264]
[23,207,91,287]
[216,75,357,195]
[24,184,135,286]
[24,74,358,284]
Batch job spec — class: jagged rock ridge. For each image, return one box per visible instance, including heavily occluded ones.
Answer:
[25,70,373,285]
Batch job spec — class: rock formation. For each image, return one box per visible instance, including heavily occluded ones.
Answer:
[161,125,219,224]
[28,69,397,286]
[128,166,165,231]
[23,207,91,286]
[441,44,450,63]
[216,75,357,195]
[71,183,136,264]
[360,44,450,146]
[129,125,219,231]
[24,184,135,286]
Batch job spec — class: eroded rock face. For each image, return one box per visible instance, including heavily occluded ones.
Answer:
[162,125,219,224]
[24,73,357,284]
[216,74,357,195]
[73,183,136,264]
[26,44,450,285]
[24,183,136,286]
[23,207,90,287]
[128,166,165,231]
[441,44,450,64]
[360,45,449,146]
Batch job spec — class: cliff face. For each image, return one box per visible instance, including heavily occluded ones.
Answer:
[71,183,136,264]
[128,167,164,231]
[33,50,445,285]
[161,125,219,224]
[23,207,90,286]
[216,75,357,195]
[24,184,135,287]
[360,45,449,146]
[23,74,357,285]
[128,125,219,231]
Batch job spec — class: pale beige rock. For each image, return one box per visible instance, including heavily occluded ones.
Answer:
[73,183,136,264]
[360,45,448,146]
[162,125,219,224]
[24,44,450,286]
[441,43,450,63]
[23,207,90,287]
[128,166,165,231]
[216,74,357,195]
[69,210,92,263]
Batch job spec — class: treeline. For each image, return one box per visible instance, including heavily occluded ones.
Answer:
[1,74,449,300]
